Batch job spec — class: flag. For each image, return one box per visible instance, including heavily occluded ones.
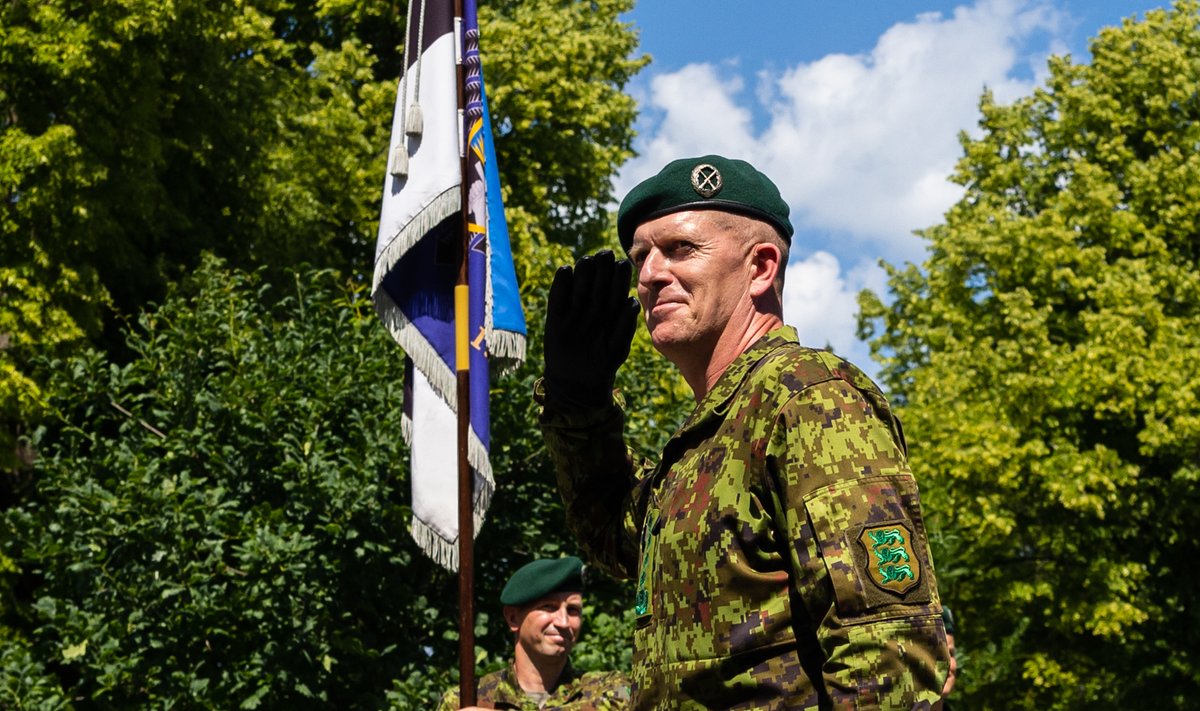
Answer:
[373,0,525,571]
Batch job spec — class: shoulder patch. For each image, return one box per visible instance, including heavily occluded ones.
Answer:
[858,522,921,595]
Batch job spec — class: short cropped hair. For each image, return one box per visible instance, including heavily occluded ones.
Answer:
[703,211,789,303]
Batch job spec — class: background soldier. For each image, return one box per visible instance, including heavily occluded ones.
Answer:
[438,556,630,710]
[934,606,958,710]
[539,155,951,707]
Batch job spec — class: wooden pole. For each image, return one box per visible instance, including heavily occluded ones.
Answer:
[453,0,476,704]
[456,372,475,707]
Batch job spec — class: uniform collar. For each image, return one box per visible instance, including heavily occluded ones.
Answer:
[683,325,799,429]
[686,326,796,422]
[492,661,580,704]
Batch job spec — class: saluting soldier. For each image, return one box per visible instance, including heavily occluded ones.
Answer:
[438,556,631,710]
[538,155,951,708]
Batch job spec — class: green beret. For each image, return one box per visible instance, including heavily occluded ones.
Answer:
[617,154,794,252]
[500,556,585,606]
[942,605,956,635]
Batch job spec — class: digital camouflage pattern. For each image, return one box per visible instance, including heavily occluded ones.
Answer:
[539,327,950,709]
[436,663,631,710]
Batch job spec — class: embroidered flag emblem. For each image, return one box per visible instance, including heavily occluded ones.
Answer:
[859,522,921,595]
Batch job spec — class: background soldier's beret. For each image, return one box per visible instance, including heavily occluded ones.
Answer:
[616,154,794,252]
[942,605,956,636]
[499,556,585,606]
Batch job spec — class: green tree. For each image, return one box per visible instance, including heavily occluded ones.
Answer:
[2,253,687,707]
[0,0,645,335]
[0,262,87,474]
[481,0,647,254]
[0,0,646,460]
[4,260,422,707]
[860,2,1200,708]
[0,0,397,497]
[0,1,387,335]
[2,0,654,703]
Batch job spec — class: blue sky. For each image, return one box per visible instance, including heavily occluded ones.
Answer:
[617,0,1170,374]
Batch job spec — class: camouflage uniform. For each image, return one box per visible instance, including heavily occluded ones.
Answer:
[436,663,631,710]
[540,327,949,709]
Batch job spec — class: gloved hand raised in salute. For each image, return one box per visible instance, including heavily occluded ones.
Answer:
[542,250,641,410]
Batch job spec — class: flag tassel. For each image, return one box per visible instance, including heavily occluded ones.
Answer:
[390,142,410,178]
[406,103,424,137]
[488,329,526,369]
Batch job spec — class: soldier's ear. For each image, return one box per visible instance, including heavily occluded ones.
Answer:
[747,240,781,299]
[503,605,522,633]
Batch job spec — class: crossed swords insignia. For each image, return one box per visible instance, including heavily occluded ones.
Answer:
[690,163,723,197]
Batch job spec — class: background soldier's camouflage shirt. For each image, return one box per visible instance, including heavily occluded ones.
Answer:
[539,327,950,709]
[436,663,631,710]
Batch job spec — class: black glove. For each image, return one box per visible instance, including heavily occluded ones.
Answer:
[543,250,640,410]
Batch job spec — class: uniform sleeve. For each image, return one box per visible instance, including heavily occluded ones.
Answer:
[537,380,644,579]
[434,688,459,711]
[769,379,950,709]
[575,671,633,708]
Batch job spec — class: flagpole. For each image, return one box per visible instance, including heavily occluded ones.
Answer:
[453,0,477,704]
[456,323,475,708]
[376,0,524,701]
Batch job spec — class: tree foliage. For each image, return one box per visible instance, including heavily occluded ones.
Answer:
[1,0,658,705]
[481,0,647,253]
[1,258,689,707]
[1,1,383,333]
[5,262,421,707]
[0,0,645,331]
[860,2,1200,708]
[0,262,86,474]
[0,0,646,465]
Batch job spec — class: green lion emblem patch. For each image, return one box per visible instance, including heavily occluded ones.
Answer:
[858,522,920,595]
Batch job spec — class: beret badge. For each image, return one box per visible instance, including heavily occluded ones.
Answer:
[690,163,723,198]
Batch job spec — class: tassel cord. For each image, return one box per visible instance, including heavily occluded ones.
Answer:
[407,0,428,136]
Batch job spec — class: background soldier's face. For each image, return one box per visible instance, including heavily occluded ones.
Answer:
[505,591,584,660]
[943,632,957,697]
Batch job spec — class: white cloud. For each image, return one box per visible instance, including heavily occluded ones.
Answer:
[782,252,880,375]
[783,251,857,349]
[624,63,758,174]
[619,0,1068,375]
[755,0,1060,255]
[620,0,1065,264]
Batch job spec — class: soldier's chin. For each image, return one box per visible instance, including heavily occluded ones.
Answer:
[648,331,696,362]
[647,323,684,348]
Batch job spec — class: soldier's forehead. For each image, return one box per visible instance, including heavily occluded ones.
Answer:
[528,590,583,606]
[630,210,740,245]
